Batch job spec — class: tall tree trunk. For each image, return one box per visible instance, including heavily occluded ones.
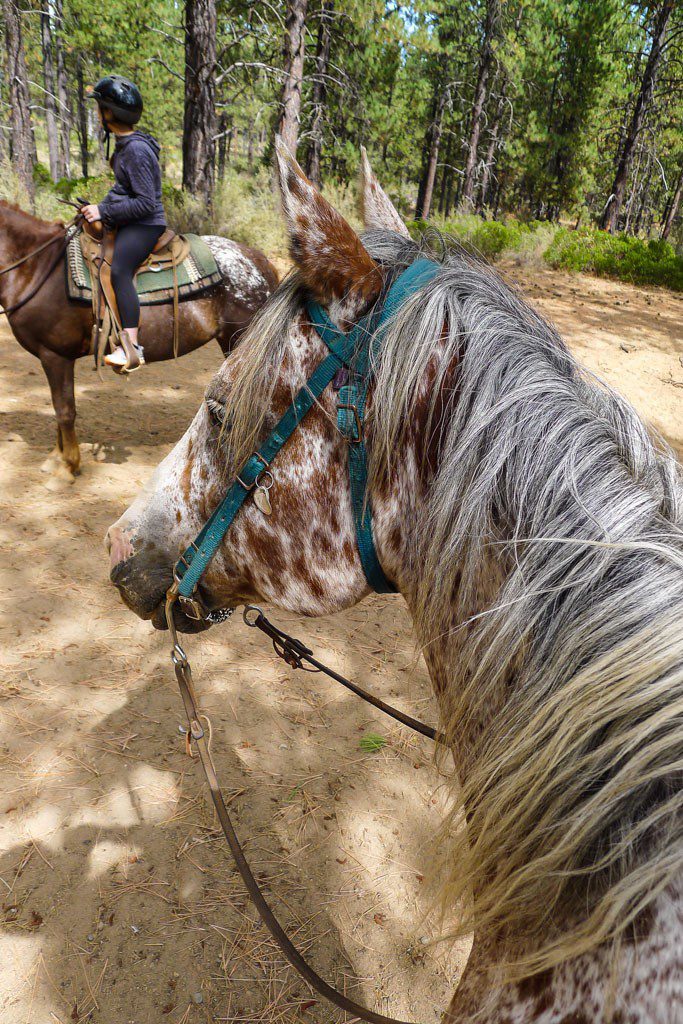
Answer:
[247,118,254,170]
[216,112,228,181]
[438,133,454,216]
[305,0,333,187]
[415,83,447,219]
[461,0,501,207]
[477,85,505,213]
[182,0,217,203]
[623,141,645,234]
[40,5,61,181]
[600,0,674,232]
[278,0,308,154]
[633,149,653,235]
[76,56,88,177]
[54,0,70,178]
[5,0,34,199]
[661,160,683,240]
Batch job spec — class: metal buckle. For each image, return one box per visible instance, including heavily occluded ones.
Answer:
[237,451,270,491]
[337,402,362,444]
[178,593,209,621]
[168,572,209,623]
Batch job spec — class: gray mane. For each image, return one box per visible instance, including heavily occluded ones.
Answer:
[364,229,683,978]
[225,228,683,978]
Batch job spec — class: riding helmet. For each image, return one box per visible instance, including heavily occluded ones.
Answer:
[89,75,143,126]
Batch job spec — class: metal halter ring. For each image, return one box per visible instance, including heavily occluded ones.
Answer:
[243,604,264,627]
[255,470,274,491]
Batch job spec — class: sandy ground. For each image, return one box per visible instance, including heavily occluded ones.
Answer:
[0,263,681,1024]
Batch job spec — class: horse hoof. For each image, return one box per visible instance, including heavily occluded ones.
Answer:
[46,463,77,488]
[40,449,61,473]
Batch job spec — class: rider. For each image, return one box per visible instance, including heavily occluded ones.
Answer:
[80,75,166,372]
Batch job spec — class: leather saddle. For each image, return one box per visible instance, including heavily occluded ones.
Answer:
[81,219,189,367]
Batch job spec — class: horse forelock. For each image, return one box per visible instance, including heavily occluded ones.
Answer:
[224,229,683,980]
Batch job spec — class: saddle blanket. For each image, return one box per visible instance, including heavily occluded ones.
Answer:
[65,230,224,306]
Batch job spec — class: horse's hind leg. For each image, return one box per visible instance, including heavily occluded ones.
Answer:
[39,348,80,480]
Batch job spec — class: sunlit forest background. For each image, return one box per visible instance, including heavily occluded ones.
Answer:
[2,0,682,288]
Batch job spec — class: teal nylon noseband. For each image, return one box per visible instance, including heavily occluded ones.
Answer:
[173,257,439,608]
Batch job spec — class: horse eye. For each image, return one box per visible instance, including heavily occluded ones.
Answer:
[206,398,226,427]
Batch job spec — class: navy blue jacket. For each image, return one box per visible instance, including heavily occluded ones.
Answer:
[99,132,166,228]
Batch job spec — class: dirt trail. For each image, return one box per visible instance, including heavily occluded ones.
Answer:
[0,266,681,1024]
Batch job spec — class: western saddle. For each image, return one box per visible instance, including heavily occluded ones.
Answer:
[81,216,189,369]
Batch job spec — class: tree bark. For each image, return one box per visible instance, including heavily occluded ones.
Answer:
[600,0,674,232]
[40,5,61,181]
[305,0,333,187]
[278,0,308,155]
[661,160,683,240]
[5,0,34,199]
[182,0,217,203]
[216,112,228,181]
[76,56,88,177]
[54,0,71,178]
[415,82,447,219]
[461,0,501,207]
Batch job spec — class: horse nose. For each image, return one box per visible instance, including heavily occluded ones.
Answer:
[106,524,134,572]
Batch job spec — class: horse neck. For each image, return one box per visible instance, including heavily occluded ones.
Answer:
[0,205,61,307]
[0,205,56,260]
[375,460,511,776]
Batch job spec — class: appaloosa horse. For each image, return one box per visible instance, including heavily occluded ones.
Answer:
[106,142,683,1022]
[0,201,277,481]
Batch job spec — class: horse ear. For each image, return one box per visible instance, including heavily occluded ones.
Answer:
[274,136,381,306]
[359,147,410,238]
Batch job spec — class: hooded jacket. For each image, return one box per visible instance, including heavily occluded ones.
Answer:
[98,131,166,228]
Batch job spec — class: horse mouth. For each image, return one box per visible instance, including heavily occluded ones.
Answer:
[150,599,210,634]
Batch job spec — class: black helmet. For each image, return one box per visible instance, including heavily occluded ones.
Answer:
[89,75,143,126]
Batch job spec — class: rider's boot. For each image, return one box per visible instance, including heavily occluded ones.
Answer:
[104,330,145,373]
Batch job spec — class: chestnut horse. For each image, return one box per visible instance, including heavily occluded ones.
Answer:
[106,143,683,1021]
[0,201,277,481]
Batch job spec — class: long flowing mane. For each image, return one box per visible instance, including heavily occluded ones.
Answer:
[223,232,683,980]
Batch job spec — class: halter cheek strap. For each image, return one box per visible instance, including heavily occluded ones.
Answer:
[172,257,440,607]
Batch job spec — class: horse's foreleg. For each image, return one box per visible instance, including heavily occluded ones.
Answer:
[39,348,80,479]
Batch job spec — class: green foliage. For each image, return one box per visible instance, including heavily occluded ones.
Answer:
[3,0,681,292]
[359,732,387,753]
[408,214,559,261]
[545,228,683,291]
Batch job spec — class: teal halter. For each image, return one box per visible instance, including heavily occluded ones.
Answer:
[172,257,439,617]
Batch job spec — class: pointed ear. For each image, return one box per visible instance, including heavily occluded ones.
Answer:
[360,147,410,238]
[274,136,381,306]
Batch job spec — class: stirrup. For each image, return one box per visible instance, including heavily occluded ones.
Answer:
[105,331,145,374]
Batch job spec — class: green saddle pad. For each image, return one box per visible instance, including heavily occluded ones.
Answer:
[66,231,224,306]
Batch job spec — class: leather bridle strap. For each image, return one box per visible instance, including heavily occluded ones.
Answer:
[173,654,420,1023]
[168,600,426,1024]
[243,604,441,742]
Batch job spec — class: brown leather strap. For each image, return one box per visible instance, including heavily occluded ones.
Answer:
[244,606,441,742]
[172,648,423,1024]
[172,256,179,359]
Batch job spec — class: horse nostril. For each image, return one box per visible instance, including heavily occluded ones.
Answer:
[107,525,134,570]
[104,529,112,555]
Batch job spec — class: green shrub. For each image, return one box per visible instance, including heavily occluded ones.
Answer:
[545,228,683,291]
[408,213,555,262]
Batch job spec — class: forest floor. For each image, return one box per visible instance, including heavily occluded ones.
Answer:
[0,262,681,1024]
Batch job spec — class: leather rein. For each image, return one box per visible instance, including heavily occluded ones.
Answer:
[166,601,440,1024]
[0,213,80,316]
[163,260,444,1022]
